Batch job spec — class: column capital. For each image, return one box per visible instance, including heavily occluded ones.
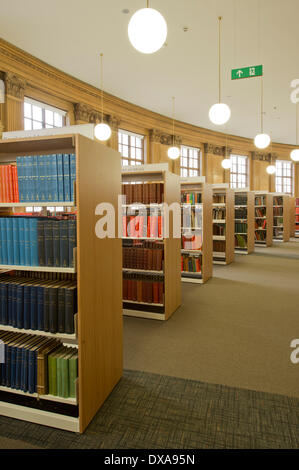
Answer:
[149,128,182,146]
[204,143,227,156]
[5,72,26,100]
[251,151,277,162]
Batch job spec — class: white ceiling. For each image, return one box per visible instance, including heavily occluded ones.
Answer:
[1,0,298,145]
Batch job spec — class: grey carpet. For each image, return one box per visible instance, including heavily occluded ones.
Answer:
[124,240,299,399]
[0,370,298,449]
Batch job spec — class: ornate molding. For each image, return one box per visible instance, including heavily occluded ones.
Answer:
[107,114,121,131]
[74,102,113,124]
[149,129,182,146]
[5,72,26,99]
[251,151,278,162]
[204,143,231,156]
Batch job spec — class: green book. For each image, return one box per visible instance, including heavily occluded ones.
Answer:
[48,346,64,396]
[68,352,78,399]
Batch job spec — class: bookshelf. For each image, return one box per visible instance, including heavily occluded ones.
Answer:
[180,178,213,284]
[272,193,290,242]
[212,185,235,265]
[0,134,122,433]
[289,197,296,238]
[234,190,255,255]
[254,192,273,247]
[295,198,299,237]
[122,168,181,321]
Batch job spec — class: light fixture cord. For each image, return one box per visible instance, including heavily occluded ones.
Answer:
[100,53,104,123]
[146,0,149,7]
[296,102,298,146]
[172,96,175,146]
[260,76,263,133]
[218,16,222,103]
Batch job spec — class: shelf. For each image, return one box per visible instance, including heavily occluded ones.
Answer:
[181,271,202,276]
[255,216,266,219]
[0,385,37,398]
[122,203,163,208]
[255,228,266,231]
[0,264,76,273]
[123,309,165,321]
[235,232,247,235]
[235,219,247,221]
[0,386,77,405]
[213,219,226,223]
[122,237,163,241]
[255,205,266,208]
[0,202,75,208]
[181,249,202,254]
[181,203,202,207]
[235,205,247,208]
[181,227,202,231]
[213,235,225,240]
[213,251,226,257]
[123,300,164,307]
[213,203,226,207]
[122,268,164,275]
[0,324,77,344]
[181,276,203,284]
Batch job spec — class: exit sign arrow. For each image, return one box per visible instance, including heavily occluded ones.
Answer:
[231,65,263,80]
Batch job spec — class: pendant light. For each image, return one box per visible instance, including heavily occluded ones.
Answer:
[167,97,180,160]
[94,53,112,142]
[254,77,270,149]
[128,0,167,54]
[290,103,299,161]
[209,17,231,126]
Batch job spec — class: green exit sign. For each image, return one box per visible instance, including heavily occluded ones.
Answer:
[231,65,263,80]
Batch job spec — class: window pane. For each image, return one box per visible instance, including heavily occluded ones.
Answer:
[24,118,32,130]
[122,133,128,145]
[33,121,42,130]
[122,145,128,158]
[54,112,62,127]
[32,105,42,122]
[45,110,53,125]
[24,103,31,118]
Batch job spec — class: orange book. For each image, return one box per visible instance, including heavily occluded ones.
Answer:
[3,166,9,202]
[7,165,13,203]
[0,166,3,202]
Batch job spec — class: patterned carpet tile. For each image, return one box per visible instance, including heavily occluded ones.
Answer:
[0,370,298,449]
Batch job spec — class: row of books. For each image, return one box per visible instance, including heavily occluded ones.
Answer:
[16,154,76,203]
[0,165,19,203]
[0,217,76,268]
[255,207,266,218]
[122,183,164,205]
[181,192,202,204]
[255,220,267,230]
[273,207,283,216]
[255,196,266,206]
[235,208,247,219]
[213,208,226,220]
[0,276,77,334]
[181,208,202,229]
[255,231,267,241]
[213,224,225,236]
[213,240,225,252]
[181,255,201,273]
[235,222,247,233]
[235,234,247,248]
[0,332,60,394]
[273,196,283,206]
[123,244,163,271]
[181,234,202,251]
[48,345,78,398]
[123,274,164,304]
[235,195,247,205]
[122,215,163,238]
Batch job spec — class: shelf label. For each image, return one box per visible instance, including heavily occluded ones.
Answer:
[231,65,263,80]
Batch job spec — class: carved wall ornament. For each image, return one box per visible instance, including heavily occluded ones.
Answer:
[204,143,229,156]
[149,129,182,146]
[5,72,26,99]
[251,151,278,162]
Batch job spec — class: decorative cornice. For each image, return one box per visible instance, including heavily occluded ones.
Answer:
[149,129,182,146]
[204,143,231,156]
[5,72,26,99]
[108,114,121,131]
[74,102,114,124]
[251,151,278,162]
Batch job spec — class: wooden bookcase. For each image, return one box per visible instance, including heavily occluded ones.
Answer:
[122,168,181,321]
[289,196,296,238]
[254,192,273,247]
[234,190,255,255]
[272,193,290,242]
[180,178,213,284]
[295,197,299,237]
[0,135,122,433]
[212,185,235,265]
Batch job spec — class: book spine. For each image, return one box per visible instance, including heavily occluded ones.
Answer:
[49,287,58,333]
[7,166,13,203]
[24,217,31,266]
[32,155,38,202]
[16,157,24,202]
[38,155,46,202]
[68,219,76,268]
[0,219,6,264]
[70,153,76,202]
[16,284,24,329]
[53,220,60,267]
[29,218,38,266]
[63,154,70,202]
[0,283,7,325]
[6,218,13,265]
[58,287,65,333]
[37,286,44,331]
[61,357,69,398]
[45,219,54,267]
[37,220,45,266]
[12,218,20,265]
[19,218,25,266]
[51,154,59,202]
[23,285,31,330]
[57,153,64,201]
[24,156,30,202]
[68,357,78,398]
[65,288,75,334]
[30,285,38,330]
[43,287,50,331]
[59,220,69,268]
[45,154,52,202]
[28,349,35,394]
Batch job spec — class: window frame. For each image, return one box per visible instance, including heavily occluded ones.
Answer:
[275,160,294,195]
[118,129,146,167]
[180,145,201,177]
[24,97,67,131]
[230,154,249,189]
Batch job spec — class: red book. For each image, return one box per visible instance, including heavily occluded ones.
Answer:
[153,281,159,303]
[0,166,3,202]
[3,166,9,202]
[127,278,133,301]
[122,215,127,237]
[150,216,158,238]
[12,166,19,202]
[7,166,13,203]
[147,216,151,238]
[158,281,164,304]
[158,216,162,238]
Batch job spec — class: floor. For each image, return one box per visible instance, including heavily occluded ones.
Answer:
[0,239,298,448]
[124,239,299,398]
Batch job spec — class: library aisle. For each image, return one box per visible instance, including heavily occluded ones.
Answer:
[124,239,299,399]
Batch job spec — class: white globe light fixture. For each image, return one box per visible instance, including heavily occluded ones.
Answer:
[209,17,231,126]
[168,146,180,160]
[94,53,112,142]
[221,158,231,169]
[94,123,111,142]
[128,2,167,54]
[290,148,299,161]
[266,165,276,175]
[209,103,231,126]
[254,133,271,149]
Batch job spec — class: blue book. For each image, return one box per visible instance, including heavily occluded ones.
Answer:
[29,218,38,266]
[7,284,13,326]
[57,154,64,201]
[10,344,16,388]
[0,283,8,325]
[16,284,24,329]
[30,285,38,330]
[45,155,52,202]
[59,220,69,267]
[45,220,54,267]
[24,156,31,203]
[15,345,23,389]
[70,153,76,202]
[24,218,31,266]
[1,218,8,265]
[6,218,13,265]
[12,218,20,265]
[38,155,47,202]
[51,154,59,202]
[23,284,31,329]
[19,218,25,265]
[27,156,34,202]
[37,285,44,331]
[63,154,71,202]
[32,155,38,202]
[16,157,25,203]
[11,284,18,328]
[68,219,76,268]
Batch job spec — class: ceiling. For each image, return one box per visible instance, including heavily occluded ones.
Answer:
[0,0,298,145]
